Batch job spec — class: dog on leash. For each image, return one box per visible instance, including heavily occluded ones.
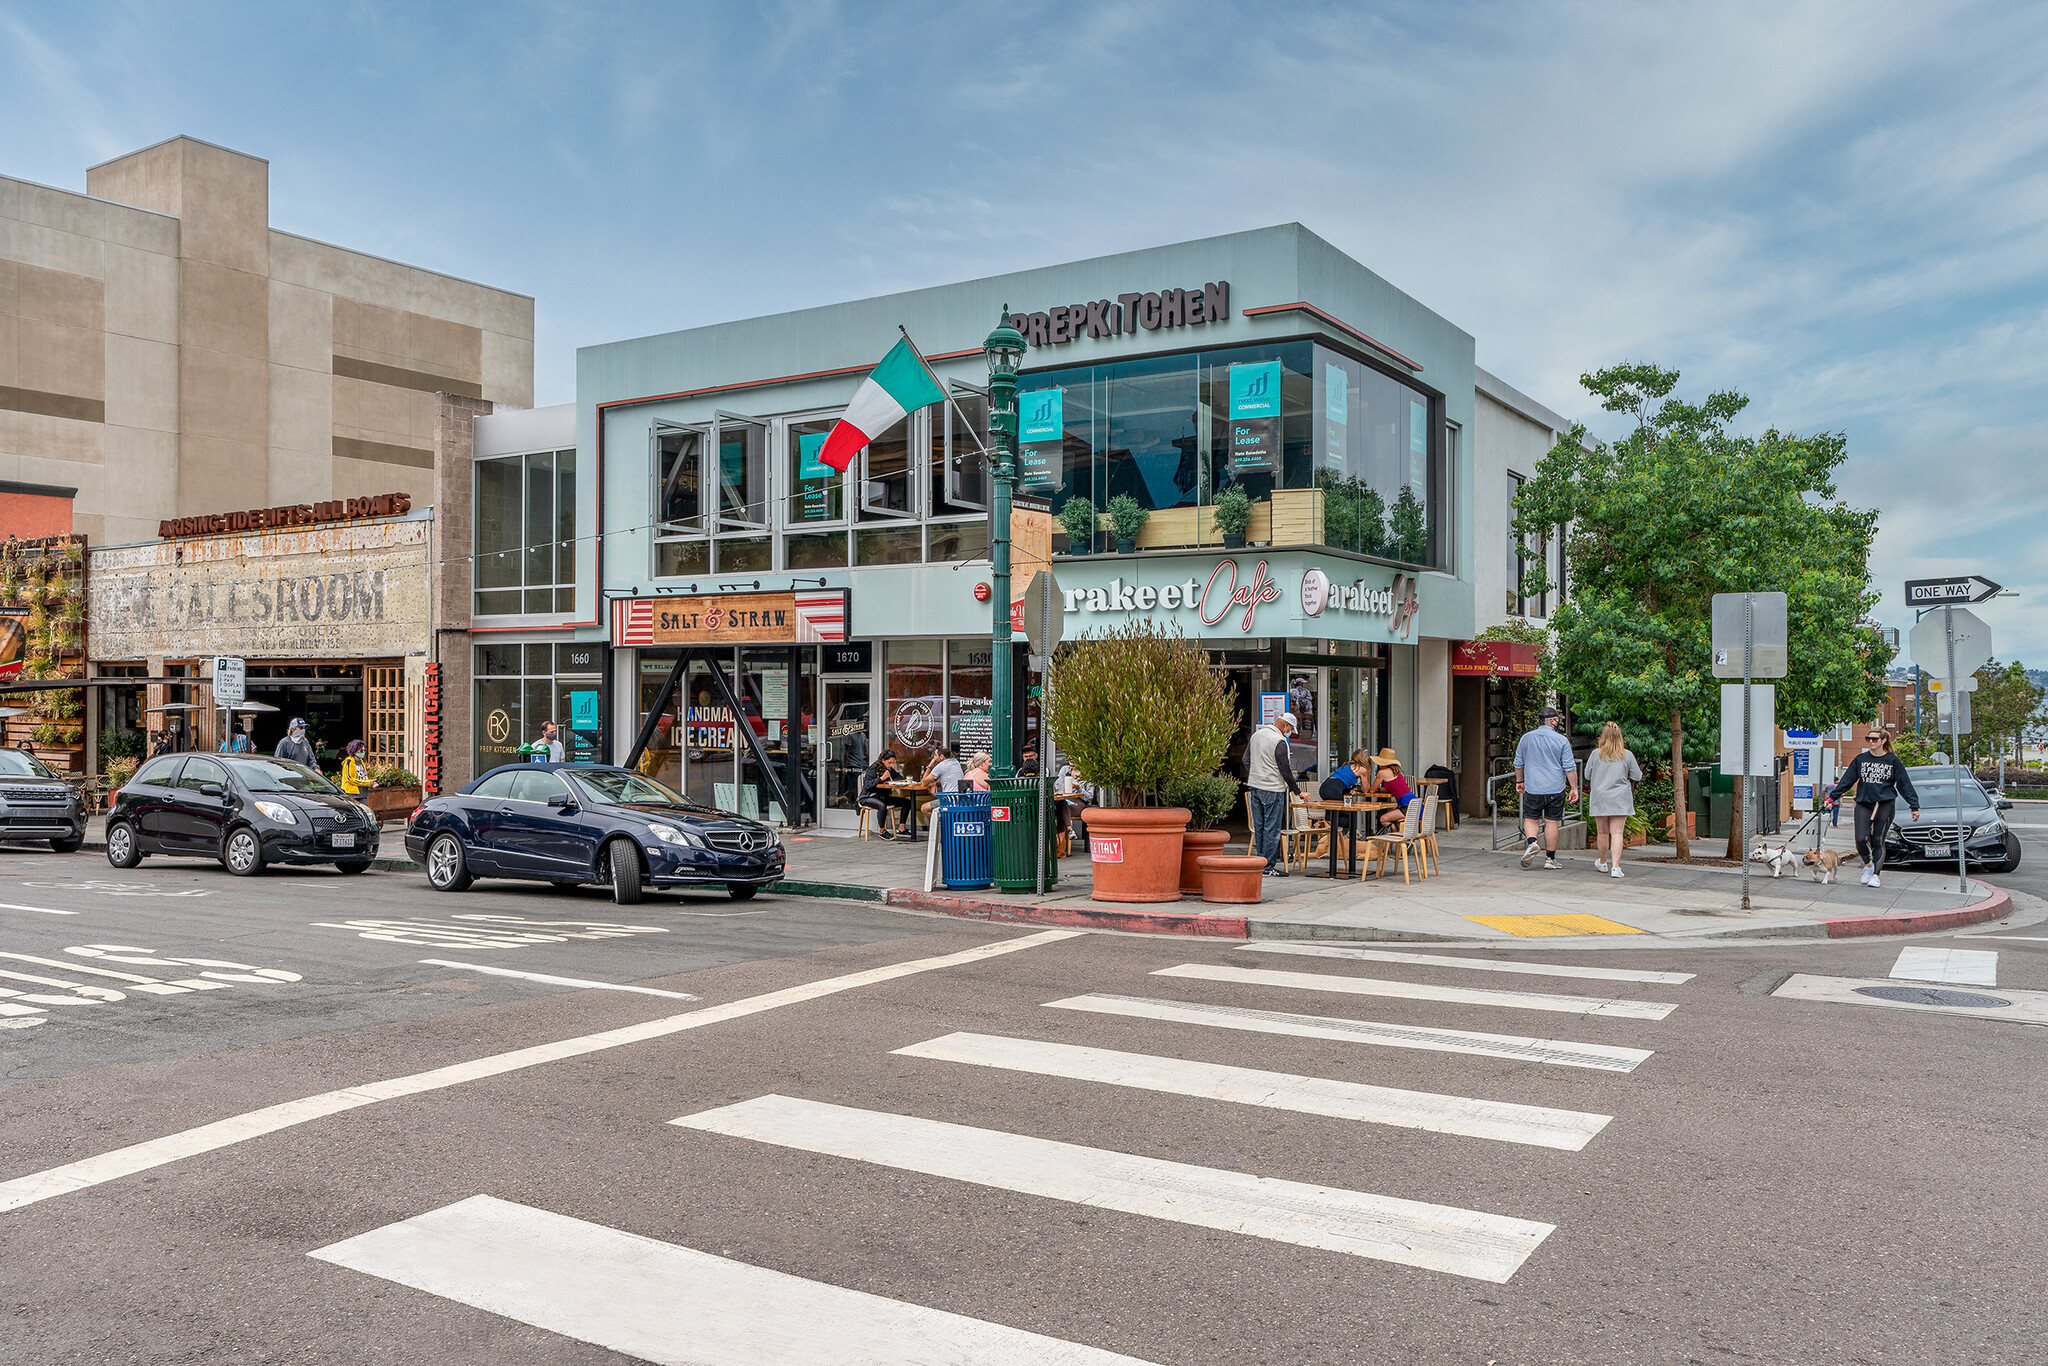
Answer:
[1802,848,1848,884]
[1748,844,1797,878]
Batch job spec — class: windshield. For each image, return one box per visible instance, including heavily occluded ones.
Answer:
[233,758,341,794]
[568,769,694,808]
[1905,781,1991,812]
[0,751,55,778]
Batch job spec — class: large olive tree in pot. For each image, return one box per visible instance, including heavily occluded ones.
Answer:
[1045,621,1235,901]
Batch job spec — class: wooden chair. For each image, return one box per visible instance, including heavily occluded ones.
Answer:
[1365,794,1432,884]
[857,805,874,841]
[1281,798,1330,872]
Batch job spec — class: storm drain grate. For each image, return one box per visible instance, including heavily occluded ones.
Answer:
[1854,985,2012,1009]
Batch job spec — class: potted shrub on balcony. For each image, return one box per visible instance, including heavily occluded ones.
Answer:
[1163,773,1241,894]
[1212,484,1252,549]
[1057,495,1097,554]
[1105,494,1149,554]
[362,765,424,821]
[1044,621,1235,902]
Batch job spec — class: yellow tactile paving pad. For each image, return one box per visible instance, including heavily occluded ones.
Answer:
[1465,913,1646,937]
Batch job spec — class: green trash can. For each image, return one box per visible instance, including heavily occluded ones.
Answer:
[989,776,1059,891]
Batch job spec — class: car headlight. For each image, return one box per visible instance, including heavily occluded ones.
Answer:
[647,823,706,849]
[254,800,297,824]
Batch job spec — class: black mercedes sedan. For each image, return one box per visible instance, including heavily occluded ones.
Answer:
[1881,766,2021,874]
[403,763,784,903]
[105,752,380,875]
[0,748,86,852]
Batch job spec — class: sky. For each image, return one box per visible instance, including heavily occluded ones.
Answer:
[4,1,2044,655]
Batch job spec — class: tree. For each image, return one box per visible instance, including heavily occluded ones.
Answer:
[1967,659,2043,764]
[1043,620,1236,806]
[1514,363,1891,859]
[1389,485,1428,564]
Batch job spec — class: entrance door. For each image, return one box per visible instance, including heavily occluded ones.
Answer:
[822,679,871,827]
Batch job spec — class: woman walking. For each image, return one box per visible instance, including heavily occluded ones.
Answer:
[339,739,370,798]
[1584,722,1643,878]
[1826,728,1920,888]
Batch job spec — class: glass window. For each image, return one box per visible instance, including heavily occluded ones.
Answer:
[857,526,921,566]
[0,750,54,777]
[655,426,708,577]
[469,771,518,799]
[178,756,228,791]
[1309,344,1441,567]
[933,389,989,514]
[508,770,569,804]
[787,531,850,569]
[927,521,988,563]
[474,449,578,617]
[657,540,710,577]
[133,756,183,787]
[884,640,943,779]
[786,416,845,527]
[718,537,772,573]
[474,642,579,778]
[947,638,994,758]
[859,427,916,520]
[236,759,339,794]
[715,418,769,529]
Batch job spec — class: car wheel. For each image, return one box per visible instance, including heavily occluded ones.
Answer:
[728,884,758,902]
[50,836,83,854]
[334,860,371,875]
[105,822,143,868]
[603,838,643,905]
[224,827,266,877]
[425,834,472,892]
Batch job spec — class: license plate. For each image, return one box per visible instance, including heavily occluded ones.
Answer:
[332,833,356,849]
[1923,844,1949,858]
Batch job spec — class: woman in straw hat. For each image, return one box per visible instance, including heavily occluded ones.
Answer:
[1370,747,1414,830]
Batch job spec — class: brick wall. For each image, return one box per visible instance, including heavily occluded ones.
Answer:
[432,391,490,793]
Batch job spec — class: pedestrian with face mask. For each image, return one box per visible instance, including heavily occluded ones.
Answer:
[276,717,316,768]
[1246,711,1301,876]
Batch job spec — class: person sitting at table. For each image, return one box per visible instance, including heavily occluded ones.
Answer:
[963,751,993,792]
[857,751,914,839]
[1318,748,1373,846]
[918,743,967,823]
[1370,748,1415,829]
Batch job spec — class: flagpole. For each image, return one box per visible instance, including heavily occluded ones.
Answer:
[897,325,993,458]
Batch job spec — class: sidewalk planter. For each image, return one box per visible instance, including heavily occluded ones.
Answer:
[1083,806,1190,903]
[363,785,422,821]
[1197,853,1267,904]
[1654,811,1697,841]
[1178,829,1231,894]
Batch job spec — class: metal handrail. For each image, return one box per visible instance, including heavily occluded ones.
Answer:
[1488,756,1588,850]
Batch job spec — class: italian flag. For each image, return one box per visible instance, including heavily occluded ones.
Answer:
[817,336,949,473]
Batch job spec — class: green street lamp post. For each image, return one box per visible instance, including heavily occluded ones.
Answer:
[984,307,1027,778]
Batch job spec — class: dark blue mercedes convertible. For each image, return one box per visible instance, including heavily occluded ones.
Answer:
[403,763,784,903]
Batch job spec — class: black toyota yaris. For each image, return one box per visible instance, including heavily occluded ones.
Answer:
[105,752,380,875]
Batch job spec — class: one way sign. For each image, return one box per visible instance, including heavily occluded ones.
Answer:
[1904,575,2001,606]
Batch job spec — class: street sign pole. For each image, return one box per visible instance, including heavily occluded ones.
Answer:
[1947,603,1966,895]
[1742,596,1753,911]
[1036,578,1051,894]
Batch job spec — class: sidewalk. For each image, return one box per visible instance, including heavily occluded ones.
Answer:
[772,815,2012,944]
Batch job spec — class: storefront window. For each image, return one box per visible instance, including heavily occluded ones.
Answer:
[474,447,576,616]
[473,643,596,777]
[946,638,993,758]
[884,640,942,778]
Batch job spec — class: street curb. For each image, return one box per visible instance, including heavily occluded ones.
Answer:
[1244,921,1465,943]
[883,888,1250,938]
[769,880,887,903]
[1817,884,2010,938]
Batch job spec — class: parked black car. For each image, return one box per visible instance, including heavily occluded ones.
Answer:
[1881,766,2021,874]
[0,749,86,852]
[403,763,784,903]
[105,752,379,875]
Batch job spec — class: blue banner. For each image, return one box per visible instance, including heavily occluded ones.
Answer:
[798,431,831,480]
[1021,388,1063,444]
[1230,361,1282,419]
[570,690,599,731]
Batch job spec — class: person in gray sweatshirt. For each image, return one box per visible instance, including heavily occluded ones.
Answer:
[1825,728,1920,888]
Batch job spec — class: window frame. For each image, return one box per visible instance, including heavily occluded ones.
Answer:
[474,446,578,620]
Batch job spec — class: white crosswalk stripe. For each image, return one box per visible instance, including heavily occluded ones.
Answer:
[1153,962,1679,1020]
[1889,946,1997,985]
[893,1031,1614,1150]
[314,1194,1160,1365]
[1239,941,1695,984]
[1046,992,1654,1071]
[673,1094,1556,1283]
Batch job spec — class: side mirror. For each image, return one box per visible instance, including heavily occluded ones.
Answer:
[546,793,576,809]
[199,783,226,798]
[1999,799,2014,811]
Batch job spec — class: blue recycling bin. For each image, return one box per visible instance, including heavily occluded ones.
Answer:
[936,791,993,890]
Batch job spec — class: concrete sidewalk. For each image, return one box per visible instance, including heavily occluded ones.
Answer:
[771,815,2011,944]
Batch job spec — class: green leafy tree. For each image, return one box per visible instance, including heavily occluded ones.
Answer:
[1513,363,1891,859]
[1389,485,1428,563]
[1965,659,2043,764]
[1044,621,1235,806]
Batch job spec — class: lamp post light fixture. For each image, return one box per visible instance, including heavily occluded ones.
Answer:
[984,306,1027,778]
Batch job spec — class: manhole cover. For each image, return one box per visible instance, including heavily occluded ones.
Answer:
[1854,985,2013,1008]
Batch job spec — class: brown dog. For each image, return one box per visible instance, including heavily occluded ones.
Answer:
[1803,848,1848,884]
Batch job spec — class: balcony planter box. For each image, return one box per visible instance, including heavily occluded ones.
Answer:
[1083,806,1189,903]
[363,785,422,821]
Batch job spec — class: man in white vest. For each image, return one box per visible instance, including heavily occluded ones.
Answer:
[1246,712,1301,876]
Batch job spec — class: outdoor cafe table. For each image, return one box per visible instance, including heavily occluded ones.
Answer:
[1293,798,1394,880]
[881,779,928,839]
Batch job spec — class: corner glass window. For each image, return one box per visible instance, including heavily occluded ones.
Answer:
[474,448,577,616]
[1310,345,1442,567]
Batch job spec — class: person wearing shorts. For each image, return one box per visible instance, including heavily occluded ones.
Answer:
[1514,706,1580,870]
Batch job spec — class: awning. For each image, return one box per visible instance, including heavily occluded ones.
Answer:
[1452,640,1541,677]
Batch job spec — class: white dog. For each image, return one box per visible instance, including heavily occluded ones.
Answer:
[1748,844,1796,878]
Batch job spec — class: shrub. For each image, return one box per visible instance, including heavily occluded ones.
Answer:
[367,765,420,787]
[103,755,139,787]
[1057,495,1097,550]
[1211,484,1253,538]
[1105,493,1149,542]
[1045,621,1235,807]
[1162,773,1241,831]
[1389,484,1428,563]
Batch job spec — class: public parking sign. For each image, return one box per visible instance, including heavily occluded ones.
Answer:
[211,656,246,705]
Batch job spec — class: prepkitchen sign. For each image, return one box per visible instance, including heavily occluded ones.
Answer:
[1057,557,1424,640]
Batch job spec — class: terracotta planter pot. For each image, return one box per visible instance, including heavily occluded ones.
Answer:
[1656,811,1697,841]
[363,785,422,821]
[1082,806,1190,903]
[1198,853,1267,904]
[1179,829,1231,894]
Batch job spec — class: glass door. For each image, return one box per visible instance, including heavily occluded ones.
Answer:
[822,678,871,827]
[680,658,739,811]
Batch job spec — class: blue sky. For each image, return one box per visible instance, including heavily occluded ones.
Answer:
[5,1,2044,656]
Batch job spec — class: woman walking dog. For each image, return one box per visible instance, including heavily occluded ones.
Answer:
[1583,722,1643,879]
[1825,728,1919,888]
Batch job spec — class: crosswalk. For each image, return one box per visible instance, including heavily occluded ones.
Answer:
[314,934,1691,1360]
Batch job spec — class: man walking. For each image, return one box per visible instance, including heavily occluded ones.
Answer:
[1246,711,1301,876]
[275,717,316,768]
[1515,705,1579,870]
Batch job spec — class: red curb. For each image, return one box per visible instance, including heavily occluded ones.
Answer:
[1819,884,2010,938]
[884,889,1250,938]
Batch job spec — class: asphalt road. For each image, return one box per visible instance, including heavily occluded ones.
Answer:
[3,845,2045,1364]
